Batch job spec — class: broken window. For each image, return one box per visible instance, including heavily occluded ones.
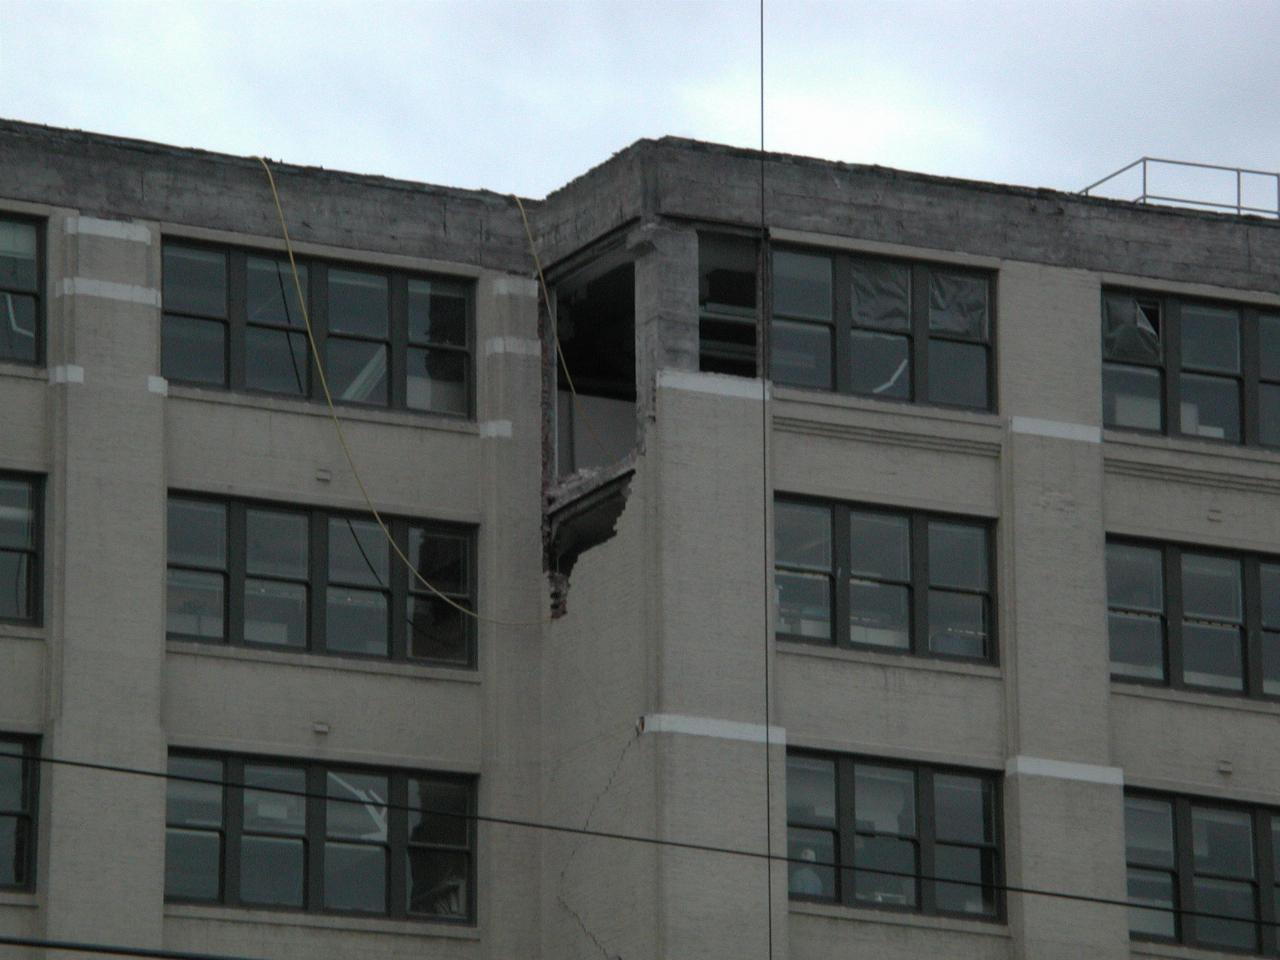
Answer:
[698,234,758,377]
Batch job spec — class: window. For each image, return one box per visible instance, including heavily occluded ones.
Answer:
[1103,289,1280,448]
[771,249,993,411]
[0,474,41,624]
[1126,792,1280,955]
[161,242,472,416]
[0,218,40,365]
[1107,539,1280,699]
[0,737,36,890]
[699,234,758,377]
[166,496,475,667]
[775,498,994,662]
[165,753,475,922]
[787,752,1001,918]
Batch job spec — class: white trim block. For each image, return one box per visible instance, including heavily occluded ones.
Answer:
[1010,417,1101,444]
[1006,755,1123,786]
[640,713,785,746]
[48,365,85,385]
[483,336,541,358]
[657,369,769,400]
[147,376,169,396]
[479,420,513,438]
[61,278,161,307]
[65,216,152,244]
[492,276,538,297]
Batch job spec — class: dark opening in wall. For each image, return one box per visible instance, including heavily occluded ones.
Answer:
[699,234,758,377]
[555,262,636,475]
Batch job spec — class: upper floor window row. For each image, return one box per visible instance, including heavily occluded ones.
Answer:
[1103,289,1280,448]
[0,217,40,366]
[0,473,41,625]
[775,497,995,663]
[166,495,475,668]
[162,243,473,416]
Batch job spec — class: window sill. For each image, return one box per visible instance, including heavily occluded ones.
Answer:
[777,640,1002,680]
[163,903,479,940]
[166,640,481,684]
[1103,428,1280,469]
[0,624,45,643]
[167,385,479,435]
[773,385,1004,431]
[0,361,45,382]
[1112,682,1280,718]
[789,899,1009,937]
[1131,940,1269,960]
[0,890,37,908]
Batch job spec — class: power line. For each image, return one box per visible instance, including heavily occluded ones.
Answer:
[0,934,262,960]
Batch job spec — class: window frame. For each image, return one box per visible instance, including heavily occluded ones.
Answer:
[769,246,997,412]
[0,735,38,892]
[165,494,478,669]
[774,495,998,665]
[161,240,476,418]
[786,750,1004,921]
[0,213,45,368]
[164,751,477,924]
[0,472,43,627]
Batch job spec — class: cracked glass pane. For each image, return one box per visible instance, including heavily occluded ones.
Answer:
[1103,293,1161,363]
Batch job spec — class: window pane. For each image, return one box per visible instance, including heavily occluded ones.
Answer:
[1107,543,1164,612]
[786,756,836,828]
[1260,383,1280,449]
[772,319,832,390]
[1181,304,1240,373]
[1126,797,1174,868]
[167,757,223,827]
[166,569,224,639]
[700,235,756,314]
[408,530,467,594]
[246,257,307,327]
[1182,554,1242,622]
[0,293,37,363]
[162,315,226,385]
[163,246,226,318]
[409,778,469,847]
[773,251,832,321]
[849,511,909,581]
[407,347,467,415]
[934,775,993,844]
[241,835,304,907]
[1103,293,1161,363]
[1263,631,1280,697]
[1193,806,1254,878]
[934,844,996,915]
[775,502,831,571]
[788,827,835,899]
[699,315,756,377]
[776,572,831,639]
[328,518,388,586]
[928,521,987,592]
[929,272,988,339]
[247,510,308,579]
[0,480,33,549]
[1260,314,1280,381]
[244,765,306,834]
[327,339,387,406]
[1127,867,1176,938]
[1262,565,1280,628]
[407,596,468,663]
[849,580,909,650]
[854,835,917,907]
[328,269,387,338]
[926,339,988,410]
[1109,613,1165,682]
[850,331,910,399]
[1179,373,1239,442]
[854,765,915,836]
[1272,818,1279,880]
[0,220,37,290]
[927,590,988,659]
[408,280,467,346]
[165,828,220,901]
[168,500,226,568]
[245,581,308,648]
[0,750,24,810]
[0,551,30,621]
[851,259,909,331]
[1182,623,1243,691]
[1193,877,1257,952]
[325,587,388,656]
[327,771,388,841]
[0,816,27,887]
[408,848,468,918]
[1103,363,1162,431]
[324,842,386,913]
[246,327,308,395]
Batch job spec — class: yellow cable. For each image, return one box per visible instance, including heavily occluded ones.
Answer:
[256,158,552,628]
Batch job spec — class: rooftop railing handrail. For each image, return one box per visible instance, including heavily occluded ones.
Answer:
[1080,156,1280,218]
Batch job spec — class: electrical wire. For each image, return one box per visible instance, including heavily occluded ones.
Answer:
[0,934,262,960]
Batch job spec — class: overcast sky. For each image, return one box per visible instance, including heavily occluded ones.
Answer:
[1,0,1277,207]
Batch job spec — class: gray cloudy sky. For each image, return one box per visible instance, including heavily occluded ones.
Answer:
[1,0,1277,205]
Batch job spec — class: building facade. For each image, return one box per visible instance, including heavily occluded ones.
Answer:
[1,118,1280,960]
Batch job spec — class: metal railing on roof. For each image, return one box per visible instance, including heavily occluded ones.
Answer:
[1081,157,1280,218]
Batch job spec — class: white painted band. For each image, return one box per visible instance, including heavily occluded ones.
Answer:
[479,420,512,438]
[48,365,85,385]
[1010,417,1101,444]
[65,216,152,244]
[657,369,769,400]
[640,713,785,746]
[147,375,169,396]
[483,336,541,358]
[1006,755,1123,786]
[492,276,538,297]
[61,278,161,307]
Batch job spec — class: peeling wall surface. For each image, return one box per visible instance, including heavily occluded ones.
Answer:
[1,118,1280,960]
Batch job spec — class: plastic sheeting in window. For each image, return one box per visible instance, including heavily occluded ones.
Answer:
[929,272,988,339]
[851,259,910,331]
[1104,293,1161,363]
